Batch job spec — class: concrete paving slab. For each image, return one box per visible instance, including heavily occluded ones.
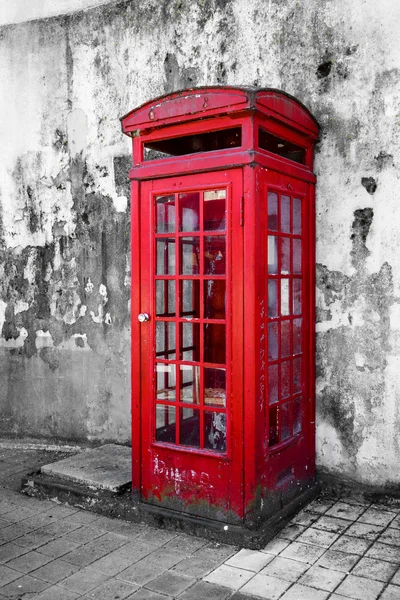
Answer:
[41,444,131,492]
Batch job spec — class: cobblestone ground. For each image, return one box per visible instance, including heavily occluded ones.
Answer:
[0,447,400,599]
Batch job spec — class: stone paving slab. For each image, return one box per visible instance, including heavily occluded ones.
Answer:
[41,444,131,492]
[1,445,400,599]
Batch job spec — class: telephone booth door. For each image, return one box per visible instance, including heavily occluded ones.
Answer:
[137,169,244,522]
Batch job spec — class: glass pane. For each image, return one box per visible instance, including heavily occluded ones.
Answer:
[293,239,302,274]
[156,405,176,443]
[293,197,302,235]
[156,280,175,317]
[293,318,302,354]
[204,412,226,452]
[280,195,290,233]
[204,280,225,319]
[180,280,200,318]
[180,365,200,404]
[155,363,176,401]
[156,321,176,359]
[280,402,291,441]
[281,320,291,358]
[179,192,200,232]
[293,397,302,434]
[293,357,302,393]
[268,322,278,361]
[156,195,175,233]
[293,279,302,315]
[204,190,226,231]
[268,236,278,274]
[180,408,200,447]
[268,191,278,231]
[204,367,226,408]
[268,280,278,318]
[280,237,291,274]
[281,360,291,399]
[268,364,278,405]
[269,406,279,446]
[181,322,200,361]
[180,237,200,275]
[156,239,175,275]
[281,279,290,316]
[204,323,225,364]
[204,236,226,275]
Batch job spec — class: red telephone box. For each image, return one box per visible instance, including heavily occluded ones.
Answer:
[121,87,319,536]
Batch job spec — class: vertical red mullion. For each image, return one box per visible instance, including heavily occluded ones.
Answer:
[224,184,231,452]
[199,191,205,449]
[289,194,294,437]
[175,192,180,445]
[277,193,282,443]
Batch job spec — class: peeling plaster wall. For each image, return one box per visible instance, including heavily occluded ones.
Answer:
[1,0,400,486]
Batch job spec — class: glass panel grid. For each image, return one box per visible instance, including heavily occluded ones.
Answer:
[154,188,228,452]
[267,189,304,448]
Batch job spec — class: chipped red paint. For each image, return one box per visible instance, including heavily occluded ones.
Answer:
[122,87,319,525]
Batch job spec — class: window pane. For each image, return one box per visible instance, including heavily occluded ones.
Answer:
[280,237,291,274]
[156,280,175,317]
[268,364,278,405]
[280,402,290,441]
[180,280,200,318]
[281,320,291,358]
[268,236,278,274]
[155,363,176,401]
[293,239,302,274]
[204,323,225,364]
[156,405,176,443]
[293,357,302,393]
[156,239,175,275]
[281,360,290,399]
[179,192,200,232]
[204,236,226,275]
[293,197,302,235]
[280,195,290,233]
[293,279,302,315]
[204,190,226,231]
[293,397,302,435]
[268,280,278,318]
[204,412,226,452]
[181,322,200,361]
[269,406,279,446]
[281,279,290,316]
[204,367,226,408]
[180,237,200,275]
[180,408,200,447]
[268,322,278,361]
[156,321,176,360]
[268,191,278,231]
[293,318,302,354]
[156,195,175,233]
[180,365,200,404]
[204,280,225,319]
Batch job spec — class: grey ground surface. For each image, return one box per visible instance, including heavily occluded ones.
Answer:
[0,445,399,599]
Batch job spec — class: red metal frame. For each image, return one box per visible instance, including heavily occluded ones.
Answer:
[123,87,318,524]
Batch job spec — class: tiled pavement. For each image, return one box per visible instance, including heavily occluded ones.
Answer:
[0,447,400,599]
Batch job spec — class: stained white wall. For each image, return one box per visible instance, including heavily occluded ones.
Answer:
[0,0,400,486]
[0,0,113,26]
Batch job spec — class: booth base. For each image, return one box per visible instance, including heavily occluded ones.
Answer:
[21,445,320,549]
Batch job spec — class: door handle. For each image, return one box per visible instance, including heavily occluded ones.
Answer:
[138,313,150,323]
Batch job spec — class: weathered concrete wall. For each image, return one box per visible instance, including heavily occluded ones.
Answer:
[0,0,400,485]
